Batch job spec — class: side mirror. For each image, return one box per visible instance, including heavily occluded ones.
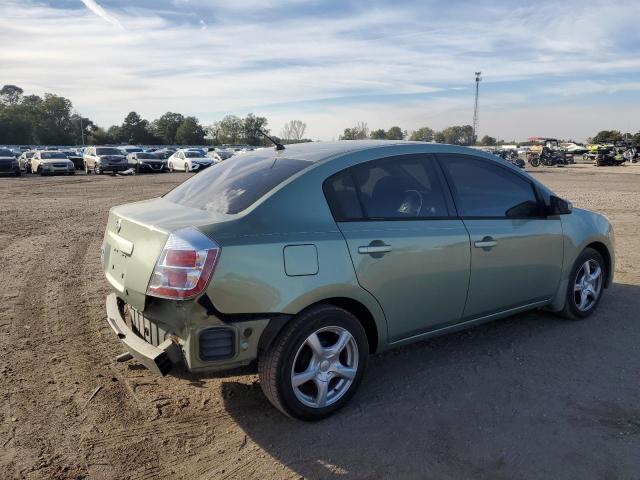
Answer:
[548,195,572,215]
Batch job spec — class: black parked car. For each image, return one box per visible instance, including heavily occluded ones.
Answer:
[127,152,167,173]
[0,148,21,176]
[61,150,84,170]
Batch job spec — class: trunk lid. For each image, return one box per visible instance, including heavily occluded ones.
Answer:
[102,197,231,311]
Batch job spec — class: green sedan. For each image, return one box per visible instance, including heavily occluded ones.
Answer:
[102,141,614,420]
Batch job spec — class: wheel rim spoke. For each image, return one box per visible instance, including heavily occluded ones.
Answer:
[292,368,316,388]
[305,333,324,359]
[589,265,602,282]
[333,364,357,381]
[315,379,328,407]
[329,331,352,356]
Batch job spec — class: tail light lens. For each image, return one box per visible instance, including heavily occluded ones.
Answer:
[147,228,220,300]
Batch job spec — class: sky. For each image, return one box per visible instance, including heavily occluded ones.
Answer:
[1,0,639,142]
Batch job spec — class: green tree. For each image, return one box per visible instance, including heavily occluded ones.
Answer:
[439,125,474,145]
[0,85,24,105]
[216,115,244,144]
[591,130,623,143]
[120,111,155,144]
[385,126,405,140]
[409,127,434,142]
[107,125,124,143]
[152,112,184,144]
[340,122,369,140]
[32,94,76,145]
[243,113,269,145]
[175,116,206,145]
[88,127,117,144]
[479,135,497,146]
[370,128,386,139]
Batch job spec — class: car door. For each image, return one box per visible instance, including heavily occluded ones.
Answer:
[325,154,471,343]
[437,154,563,319]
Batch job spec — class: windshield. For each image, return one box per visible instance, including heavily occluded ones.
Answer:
[184,151,206,158]
[164,151,312,214]
[0,149,14,157]
[96,147,122,155]
[41,152,67,159]
[136,153,156,159]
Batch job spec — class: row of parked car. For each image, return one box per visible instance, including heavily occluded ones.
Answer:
[0,145,245,177]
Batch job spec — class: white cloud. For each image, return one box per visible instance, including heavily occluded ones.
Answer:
[79,0,125,30]
[0,0,639,141]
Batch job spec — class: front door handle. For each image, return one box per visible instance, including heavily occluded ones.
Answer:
[358,244,392,254]
[474,237,498,249]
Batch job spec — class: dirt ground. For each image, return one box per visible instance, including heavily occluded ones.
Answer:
[1,164,639,480]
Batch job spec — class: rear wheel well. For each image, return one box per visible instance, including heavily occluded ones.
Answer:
[302,297,379,353]
[584,242,612,287]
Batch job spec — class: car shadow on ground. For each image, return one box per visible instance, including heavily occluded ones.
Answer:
[221,282,640,479]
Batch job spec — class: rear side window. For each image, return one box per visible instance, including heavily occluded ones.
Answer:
[323,170,363,221]
[440,155,540,218]
[324,154,449,221]
[164,151,312,214]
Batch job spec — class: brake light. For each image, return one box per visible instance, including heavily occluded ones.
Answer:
[147,228,220,300]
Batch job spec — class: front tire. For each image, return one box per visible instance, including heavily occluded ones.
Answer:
[94,163,102,175]
[259,304,368,421]
[168,161,174,173]
[184,162,189,173]
[561,248,606,320]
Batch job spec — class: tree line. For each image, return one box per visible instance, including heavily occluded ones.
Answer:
[2,84,638,147]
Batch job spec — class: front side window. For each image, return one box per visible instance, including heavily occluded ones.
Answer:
[440,155,540,218]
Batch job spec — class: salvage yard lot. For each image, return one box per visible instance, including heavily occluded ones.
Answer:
[1,165,639,480]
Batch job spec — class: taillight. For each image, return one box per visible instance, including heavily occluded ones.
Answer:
[147,228,220,300]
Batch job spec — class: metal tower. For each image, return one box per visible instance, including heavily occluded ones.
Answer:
[472,72,482,144]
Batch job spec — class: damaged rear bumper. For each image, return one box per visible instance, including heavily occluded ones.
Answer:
[106,293,181,375]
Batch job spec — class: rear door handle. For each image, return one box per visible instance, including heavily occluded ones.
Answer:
[474,237,498,249]
[358,245,392,254]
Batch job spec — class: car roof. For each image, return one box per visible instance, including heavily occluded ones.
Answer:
[248,140,501,164]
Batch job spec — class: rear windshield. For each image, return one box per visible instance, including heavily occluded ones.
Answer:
[164,150,312,214]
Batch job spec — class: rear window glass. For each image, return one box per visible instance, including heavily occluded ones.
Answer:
[164,151,312,214]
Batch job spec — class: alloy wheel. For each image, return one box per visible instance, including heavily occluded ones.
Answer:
[573,259,603,312]
[290,326,359,409]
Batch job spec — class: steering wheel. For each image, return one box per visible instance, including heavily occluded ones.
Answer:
[398,190,423,216]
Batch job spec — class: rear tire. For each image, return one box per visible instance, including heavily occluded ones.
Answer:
[184,162,189,173]
[560,248,606,320]
[94,163,102,175]
[258,304,368,421]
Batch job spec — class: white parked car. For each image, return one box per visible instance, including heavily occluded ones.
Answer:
[31,150,75,176]
[167,150,214,172]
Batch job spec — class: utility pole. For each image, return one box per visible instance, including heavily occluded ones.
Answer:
[472,72,482,145]
[79,115,85,147]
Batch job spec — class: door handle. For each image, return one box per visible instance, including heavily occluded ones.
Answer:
[474,237,498,249]
[358,245,392,254]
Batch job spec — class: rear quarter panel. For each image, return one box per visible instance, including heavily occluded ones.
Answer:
[202,160,389,349]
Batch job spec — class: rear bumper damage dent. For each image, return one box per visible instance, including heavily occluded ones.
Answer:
[106,293,181,375]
